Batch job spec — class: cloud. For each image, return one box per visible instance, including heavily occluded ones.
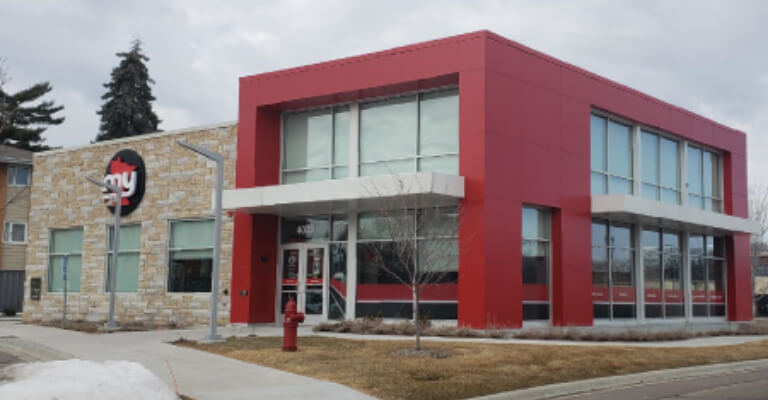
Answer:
[1,0,766,183]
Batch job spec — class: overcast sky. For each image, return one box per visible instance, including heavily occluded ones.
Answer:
[1,0,766,185]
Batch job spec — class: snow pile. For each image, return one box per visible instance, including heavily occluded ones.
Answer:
[0,359,178,400]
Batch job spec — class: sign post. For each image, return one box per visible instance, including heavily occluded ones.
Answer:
[61,254,69,328]
[176,140,224,343]
[86,176,122,330]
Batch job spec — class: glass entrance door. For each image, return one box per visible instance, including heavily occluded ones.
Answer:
[280,244,328,323]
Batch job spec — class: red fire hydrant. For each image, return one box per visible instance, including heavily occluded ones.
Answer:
[282,298,305,352]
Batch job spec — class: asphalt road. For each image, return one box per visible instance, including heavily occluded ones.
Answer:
[558,366,768,400]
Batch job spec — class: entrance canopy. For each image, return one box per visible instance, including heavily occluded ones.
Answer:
[592,194,759,235]
[223,172,464,215]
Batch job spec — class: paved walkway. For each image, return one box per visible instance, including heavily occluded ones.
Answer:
[0,320,372,400]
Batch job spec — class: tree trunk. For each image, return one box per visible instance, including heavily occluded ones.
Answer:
[413,282,420,351]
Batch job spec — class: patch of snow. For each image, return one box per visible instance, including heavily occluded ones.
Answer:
[0,359,178,400]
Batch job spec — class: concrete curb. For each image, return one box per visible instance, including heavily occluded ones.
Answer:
[471,358,768,400]
[0,336,72,362]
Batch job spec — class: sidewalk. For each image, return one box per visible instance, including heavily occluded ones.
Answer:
[0,319,373,400]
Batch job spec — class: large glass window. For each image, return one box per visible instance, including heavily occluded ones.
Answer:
[590,115,633,195]
[168,219,213,292]
[356,207,458,319]
[642,229,683,318]
[690,235,726,317]
[282,88,458,183]
[106,224,141,292]
[687,146,722,212]
[592,220,636,319]
[641,131,680,204]
[359,89,458,176]
[522,206,550,321]
[48,228,83,292]
[282,106,350,183]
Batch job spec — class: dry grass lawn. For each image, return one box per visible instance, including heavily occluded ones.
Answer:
[178,336,768,400]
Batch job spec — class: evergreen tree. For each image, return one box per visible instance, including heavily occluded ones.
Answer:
[0,60,65,151]
[96,39,160,141]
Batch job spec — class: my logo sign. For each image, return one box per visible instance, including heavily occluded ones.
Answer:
[103,149,145,216]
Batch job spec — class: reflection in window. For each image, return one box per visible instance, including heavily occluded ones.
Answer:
[642,229,683,318]
[360,89,458,176]
[282,106,350,183]
[522,206,550,321]
[591,220,636,320]
[590,115,633,195]
[690,235,726,317]
[168,219,213,292]
[687,146,722,212]
[641,131,680,204]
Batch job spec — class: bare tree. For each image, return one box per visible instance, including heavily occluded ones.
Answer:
[361,174,461,350]
[0,57,8,133]
[749,184,768,315]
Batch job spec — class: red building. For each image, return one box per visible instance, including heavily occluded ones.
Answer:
[224,30,756,329]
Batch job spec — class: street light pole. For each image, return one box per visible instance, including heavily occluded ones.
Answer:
[86,176,121,330]
[176,140,224,342]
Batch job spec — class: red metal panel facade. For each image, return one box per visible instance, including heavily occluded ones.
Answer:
[231,30,751,327]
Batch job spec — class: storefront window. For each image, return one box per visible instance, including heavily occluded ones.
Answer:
[590,115,633,195]
[106,224,141,292]
[522,206,550,321]
[168,219,213,292]
[592,220,636,320]
[48,228,83,292]
[690,235,726,317]
[356,207,458,319]
[642,229,683,318]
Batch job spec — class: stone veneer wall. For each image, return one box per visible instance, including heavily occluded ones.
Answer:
[23,122,237,326]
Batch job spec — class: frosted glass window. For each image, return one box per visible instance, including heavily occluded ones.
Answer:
[360,95,418,163]
[106,224,141,292]
[49,228,83,292]
[333,107,350,167]
[419,89,458,156]
[283,110,332,169]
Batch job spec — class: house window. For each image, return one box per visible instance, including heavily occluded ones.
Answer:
[522,206,550,321]
[168,219,213,292]
[592,220,636,320]
[7,165,30,186]
[687,147,722,212]
[3,222,26,244]
[48,228,83,292]
[641,131,681,204]
[690,235,726,317]
[590,115,633,195]
[106,224,141,292]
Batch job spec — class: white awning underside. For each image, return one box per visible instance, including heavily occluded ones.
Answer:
[592,194,759,235]
[223,172,464,216]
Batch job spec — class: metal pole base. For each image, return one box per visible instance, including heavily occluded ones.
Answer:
[199,334,224,343]
[101,321,120,332]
